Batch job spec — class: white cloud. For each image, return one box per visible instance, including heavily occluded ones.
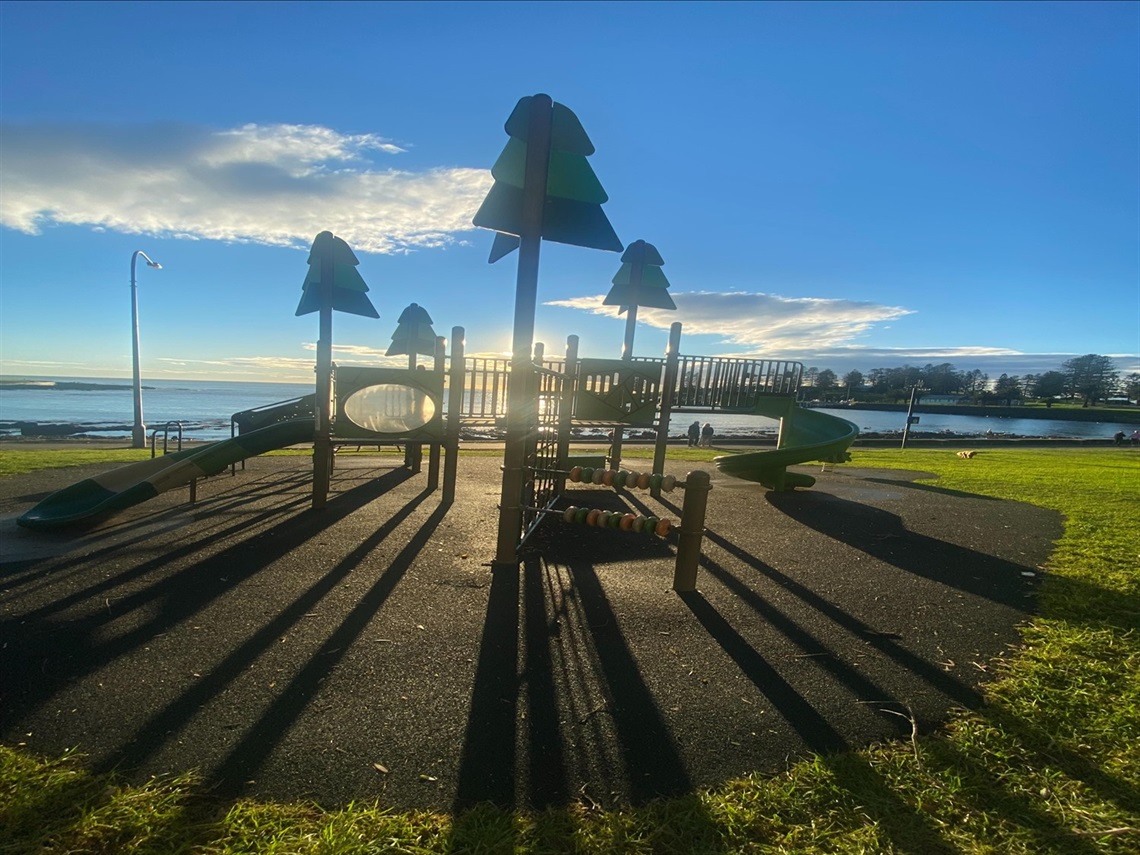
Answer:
[544,291,1140,376]
[0,122,491,253]
[546,290,914,351]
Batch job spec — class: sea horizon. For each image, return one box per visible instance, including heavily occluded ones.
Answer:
[2,375,1137,443]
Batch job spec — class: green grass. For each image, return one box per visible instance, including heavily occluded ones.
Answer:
[0,446,152,477]
[3,447,1139,852]
[0,444,411,477]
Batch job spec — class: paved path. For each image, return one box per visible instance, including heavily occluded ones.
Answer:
[0,452,1061,812]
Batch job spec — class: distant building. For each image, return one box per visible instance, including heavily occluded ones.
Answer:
[920,395,966,405]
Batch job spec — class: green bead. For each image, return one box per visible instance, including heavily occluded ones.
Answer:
[650,473,663,490]
[575,506,590,524]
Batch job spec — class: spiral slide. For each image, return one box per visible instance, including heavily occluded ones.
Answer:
[713,398,859,491]
[16,418,316,530]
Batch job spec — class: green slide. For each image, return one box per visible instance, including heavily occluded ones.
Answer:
[16,418,316,530]
[713,398,859,491]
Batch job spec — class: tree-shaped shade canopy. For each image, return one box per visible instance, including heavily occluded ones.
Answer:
[295,231,379,318]
[603,239,676,313]
[473,94,622,262]
[385,302,438,356]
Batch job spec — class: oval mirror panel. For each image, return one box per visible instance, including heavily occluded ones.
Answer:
[342,384,436,433]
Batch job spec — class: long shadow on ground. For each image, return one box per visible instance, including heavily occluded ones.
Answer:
[0,466,417,737]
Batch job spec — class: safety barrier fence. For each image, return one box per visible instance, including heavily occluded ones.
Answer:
[451,352,802,423]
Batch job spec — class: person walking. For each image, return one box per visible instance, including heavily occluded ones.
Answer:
[700,422,714,448]
[687,420,701,447]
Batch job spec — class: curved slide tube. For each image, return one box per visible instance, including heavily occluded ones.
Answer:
[16,418,316,530]
[713,399,858,491]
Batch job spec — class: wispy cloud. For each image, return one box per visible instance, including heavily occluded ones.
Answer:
[0,122,492,253]
[547,291,914,351]
[544,291,1139,375]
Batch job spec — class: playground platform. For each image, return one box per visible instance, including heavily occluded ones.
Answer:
[0,451,1060,812]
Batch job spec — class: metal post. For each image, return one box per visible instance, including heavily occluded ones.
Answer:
[609,256,644,472]
[673,469,711,592]
[621,305,639,362]
[652,322,682,495]
[901,384,919,449]
[312,251,334,508]
[427,336,444,490]
[442,326,465,505]
[129,250,161,449]
[494,94,553,567]
[555,335,579,495]
[405,349,424,473]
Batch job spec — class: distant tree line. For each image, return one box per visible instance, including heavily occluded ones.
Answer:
[798,354,1138,407]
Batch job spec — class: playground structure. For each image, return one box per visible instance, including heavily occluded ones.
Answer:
[16,93,861,591]
[15,313,858,589]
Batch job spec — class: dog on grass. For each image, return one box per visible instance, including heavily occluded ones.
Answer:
[956,450,977,459]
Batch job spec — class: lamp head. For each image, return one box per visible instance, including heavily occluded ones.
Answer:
[147,261,162,269]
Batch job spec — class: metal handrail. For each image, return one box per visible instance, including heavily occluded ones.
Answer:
[150,421,183,457]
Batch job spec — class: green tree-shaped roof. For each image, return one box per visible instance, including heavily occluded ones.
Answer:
[603,239,676,312]
[295,231,379,318]
[473,94,622,261]
[385,303,438,356]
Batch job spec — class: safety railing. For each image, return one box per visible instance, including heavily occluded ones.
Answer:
[150,421,183,457]
[671,355,802,409]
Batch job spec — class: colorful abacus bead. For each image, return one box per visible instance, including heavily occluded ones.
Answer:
[650,474,663,490]
[625,470,640,487]
[661,474,676,492]
[612,470,627,488]
[574,506,590,524]
[619,513,637,531]
[608,512,623,528]
[586,509,601,526]
[633,515,648,533]
[580,467,595,483]
[655,518,673,536]
[569,466,583,483]
[563,506,579,523]
[596,510,613,527]
[602,469,615,486]
[644,516,660,534]
[636,472,651,490]
[591,468,605,485]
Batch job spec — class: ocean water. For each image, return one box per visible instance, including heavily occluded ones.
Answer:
[0,377,312,441]
[1,376,1134,442]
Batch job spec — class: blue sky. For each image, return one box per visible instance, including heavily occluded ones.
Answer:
[1,0,1137,384]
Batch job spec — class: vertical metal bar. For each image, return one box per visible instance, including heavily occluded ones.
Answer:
[427,336,444,490]
[312,250,334,509]
[555,335,579,496]
[652,322,682,494]
[673,469,711,592]
[495,94,553,567]
[405,349,421,472]
[902,384,918,449]
[443,326,465,505]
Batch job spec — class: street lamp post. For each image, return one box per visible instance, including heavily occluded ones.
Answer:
[130,250,162,449]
